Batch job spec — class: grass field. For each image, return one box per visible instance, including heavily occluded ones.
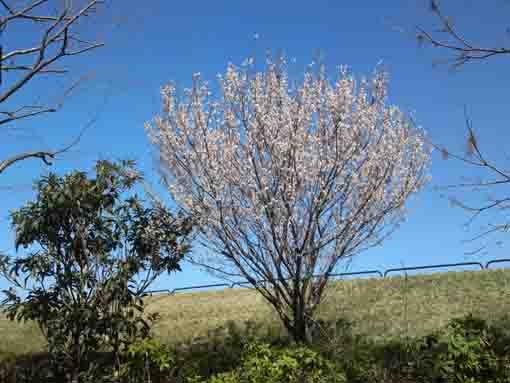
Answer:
[1,267,509,356]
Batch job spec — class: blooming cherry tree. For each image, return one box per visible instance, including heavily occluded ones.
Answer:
[146,55,431,343]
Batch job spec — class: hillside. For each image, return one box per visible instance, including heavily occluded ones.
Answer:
[1,267,509,355]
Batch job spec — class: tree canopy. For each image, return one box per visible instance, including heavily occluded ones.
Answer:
[146,56,431,343]
[0,159,194,380]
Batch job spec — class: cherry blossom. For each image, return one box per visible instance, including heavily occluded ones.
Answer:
[146,55,431,343]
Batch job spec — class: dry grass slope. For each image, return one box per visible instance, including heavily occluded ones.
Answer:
[1,268,509,355]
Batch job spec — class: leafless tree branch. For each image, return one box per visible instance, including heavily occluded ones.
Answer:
[415,0,510,69]
[0,0,106,174]
[0,112,98,175]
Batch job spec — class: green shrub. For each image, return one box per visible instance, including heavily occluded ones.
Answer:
[317,314,510,383]
[115,337,176,383]
[172,319,291,380]
[403,313,510,383]
[2,311,509,383]
[189,341,346,383]
[0,160,193,380]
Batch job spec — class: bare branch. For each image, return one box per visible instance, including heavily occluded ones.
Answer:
[415,0,510,68]
[0,106,57,125]
[65,42,104,56]
[1,65,68,74]
[411,106,510,245]
[0,0,107,175]
[1,0,105,104]
[0,112,97,175]
[0,151,56,174]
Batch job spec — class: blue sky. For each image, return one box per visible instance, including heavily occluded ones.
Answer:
[2,0,510,292]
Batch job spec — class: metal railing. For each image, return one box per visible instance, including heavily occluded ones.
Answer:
[144,258,510,296]
[486,258,510,269]
[383,261,484,278]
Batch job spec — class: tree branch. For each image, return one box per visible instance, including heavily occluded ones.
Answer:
[0,110,97,175]
[415,0,510,68]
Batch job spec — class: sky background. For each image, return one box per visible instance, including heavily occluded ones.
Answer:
[2,0,510,293]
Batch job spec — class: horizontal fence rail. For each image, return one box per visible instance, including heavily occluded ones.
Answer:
[172,282,231,294]
[145,258,510,296]
[486,258,510,269]
[331,270,384,279]
[383,261,484,278]
[145,289,172,296]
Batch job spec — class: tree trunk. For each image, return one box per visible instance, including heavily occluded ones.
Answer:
[292,310,314,344]
[290,291,314,345]
[289,255,314,345]
[71,329,82,383]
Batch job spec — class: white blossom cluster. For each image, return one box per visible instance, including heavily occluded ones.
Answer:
[145,57,431,275]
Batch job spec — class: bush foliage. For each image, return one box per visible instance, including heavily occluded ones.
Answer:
[2,313,508,382]
[0,160,193,381]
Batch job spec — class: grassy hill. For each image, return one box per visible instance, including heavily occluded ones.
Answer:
[1,267,509,355]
